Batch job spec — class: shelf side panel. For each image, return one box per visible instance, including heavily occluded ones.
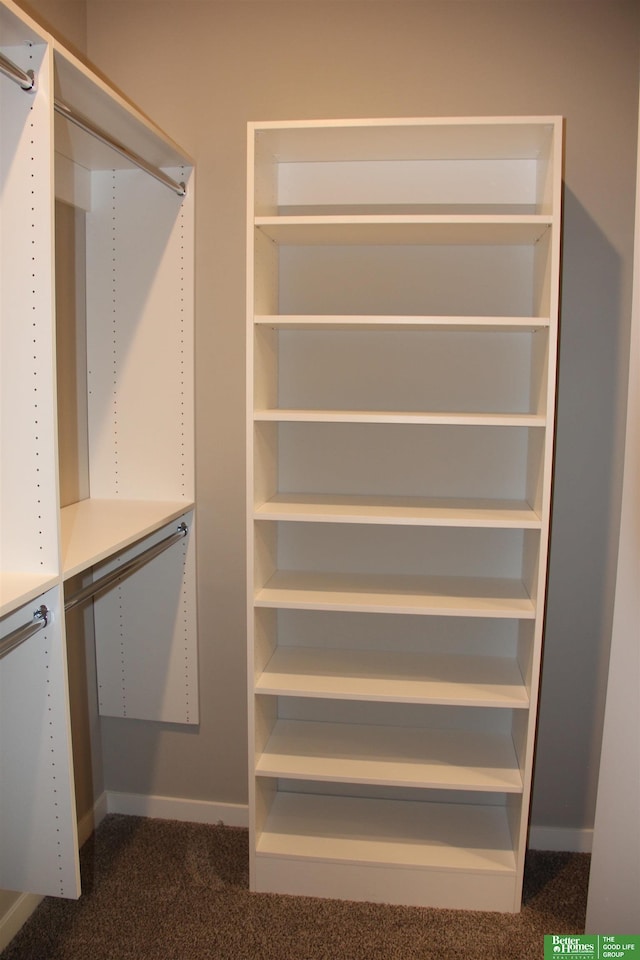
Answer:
[0,587,80,898]
[92,512,198,723]
[86,166,195,502]
[1,40,60,603]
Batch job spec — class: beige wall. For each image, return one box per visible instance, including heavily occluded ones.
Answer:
[16,0,86,52]
[12,0,640,837]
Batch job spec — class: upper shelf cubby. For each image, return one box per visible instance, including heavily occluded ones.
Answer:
[53,45,193,176]
[253,118,560,218]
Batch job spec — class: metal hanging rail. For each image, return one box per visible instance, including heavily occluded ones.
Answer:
[54,99,187,197]
[1,55,185,196]
[0,51,35,91]
[64,522,188,613]
[0,605,49,660]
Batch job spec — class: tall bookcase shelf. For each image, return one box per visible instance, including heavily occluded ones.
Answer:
[1,0,196,901]
[247,117,562,912]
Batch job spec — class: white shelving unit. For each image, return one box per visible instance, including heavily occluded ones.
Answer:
[1,0,196,899]
[247,117,563,912]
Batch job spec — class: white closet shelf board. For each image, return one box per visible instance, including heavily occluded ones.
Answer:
[255,216,552,246]
[255,647,529,708]
[256,571,536,618]
[52,45,194,173]
[256,791,516,874]
[60,499,194,579]
[256,719,523,792]
[254,494,542,528]
[0,573,60,618]
[254,409,546,427]
[253,116,557,163]
[256,316,551,331]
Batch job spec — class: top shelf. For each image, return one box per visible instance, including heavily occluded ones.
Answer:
[52,44,193,175]
[252,116,561,162]
[252,118,562,220]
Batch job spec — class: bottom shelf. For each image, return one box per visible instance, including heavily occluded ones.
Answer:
[254,790,520,911]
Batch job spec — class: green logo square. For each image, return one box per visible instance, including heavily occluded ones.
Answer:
[544,936,640,959]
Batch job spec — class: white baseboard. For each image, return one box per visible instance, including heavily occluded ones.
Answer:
[529,824,593,853]
[77,791,109,846]
[105,790,249,828]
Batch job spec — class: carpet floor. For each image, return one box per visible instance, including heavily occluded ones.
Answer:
[2,815,589,960]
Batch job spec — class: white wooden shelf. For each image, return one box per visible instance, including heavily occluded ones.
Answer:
[255,571,536,618]
[254,409,546,427]
[256,719,523,792]
[256,791,516,874]
[256,315,551,331]
[255,646,529,708]
[60,498,194,579]
[254,494,542,528]
[255,215,552,246]
[0,572,61,618]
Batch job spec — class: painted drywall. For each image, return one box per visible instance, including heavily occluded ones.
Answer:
[10,0,640,841]
[16,0,86,52]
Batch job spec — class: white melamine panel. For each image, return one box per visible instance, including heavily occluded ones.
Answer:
[53,45,192,174]
[257,315,550,331]
[60,498,194,578]
[0,588,80,897]
[255,493,541,527]
[256,646,529,707]
[256,718,522,792]
[0,572,60,617]
[92,512,197,723]
[86,166,194,502]
[256,571,535,619]
[256,409,545,427]
[254,850,518,911]
[0,37,58,615]
[54,152,92,210]
[257,216,551,247]
[254,115,555,167]
[256,789,516,872]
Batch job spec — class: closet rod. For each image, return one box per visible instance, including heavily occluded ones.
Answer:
[64,522,188,613]
[0,605,49,660]
[0,52,35,91]
[54,99,187,197]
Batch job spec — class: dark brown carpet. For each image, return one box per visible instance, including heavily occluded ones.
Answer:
[2,815,589,959]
